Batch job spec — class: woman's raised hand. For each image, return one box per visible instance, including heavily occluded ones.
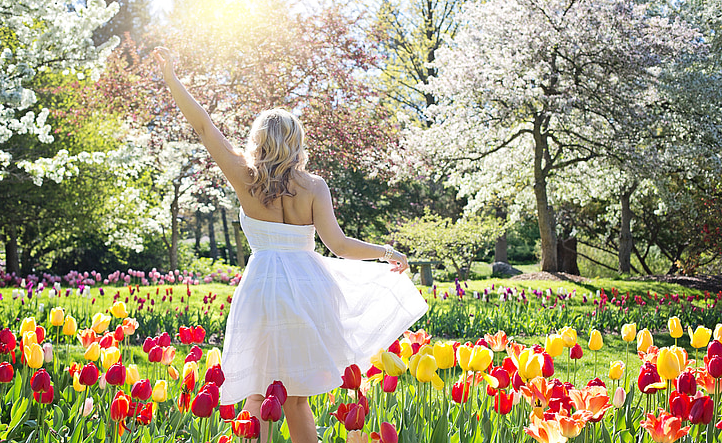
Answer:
[152,46,176,81]
[387,250,409,274]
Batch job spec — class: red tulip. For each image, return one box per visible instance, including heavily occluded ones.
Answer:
[33,385,53,404]
[142,337,157,353]
[157,332,171,347]
[98,332,115,349]
[205,364,225,387]
[451,380,470,403]
[201,382,220,407]
[707,356,722,379]
[0,328,17,359]
[265,380,287,405]
[245,416,261,438]
[110,391,130,421]
[30,368,51,393]
[383,375,398,393]
[587,377,606,388]
[490,366,510,390]
[707,340,722,359]
[232,411,261,438]
[331,403,351,422]
[0,362,14,383]
[148,346,162,363]
[638,362,661,394]
[669,391,691,421]
[191,390,215,418]
[341,364,362,390]
[366,366,381,378]
[260,395,283,422]
[569,343,583,360]
[541,352,554,378]
[35,326,45,343]
[493,390,514,415]
[193,326,206,344]
[185,345,202,363]
[379,422,398,443]
[388,340,402,355]
[178,391,191,413]
[358,394,370,415]
[131,379,152,401]
[178,327,193,345]
[79,362,100,386]
[113,325,124,342]
[106,363,126,386]
[511,371,524,391]
[689,395,714,425]
[676,372,697,396]
[218,436,233,443]
[220,404,235,420]
[344,403,365,431]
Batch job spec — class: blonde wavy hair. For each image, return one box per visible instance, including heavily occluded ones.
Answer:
[245,109,308,207]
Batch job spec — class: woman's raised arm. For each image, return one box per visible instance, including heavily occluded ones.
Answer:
[153,47,249,192]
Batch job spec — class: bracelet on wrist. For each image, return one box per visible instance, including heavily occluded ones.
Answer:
[382,244,394,261]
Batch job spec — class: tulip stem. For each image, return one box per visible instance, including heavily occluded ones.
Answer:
[624,342,629,391]
[266,419,272,443]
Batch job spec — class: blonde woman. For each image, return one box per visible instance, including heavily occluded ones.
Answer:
[153,47,426,442]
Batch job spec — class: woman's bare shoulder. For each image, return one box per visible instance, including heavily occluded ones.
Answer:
[296,172,328,193]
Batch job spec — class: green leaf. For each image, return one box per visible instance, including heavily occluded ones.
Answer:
[2,397,28,439]
[429,413,448,443]
[618,430,633,443]
[601,421,612,443]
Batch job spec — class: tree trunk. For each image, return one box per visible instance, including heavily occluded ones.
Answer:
[619,183,637,274]
[494,207,508,263]
[533,117,558,272]
[557,236,580,275]
[208,210,218,261]
[4,226,20,276]
[194,210,202,256]
[221,207,233,265]
[169,184,180,271]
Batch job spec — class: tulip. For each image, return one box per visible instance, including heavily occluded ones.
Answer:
[637,328,654,353]
[22,330,38,347]
[98,333,116,349]
[33,385,54,404]
[182,361,198,390]
[658,347,683,381]
[558,326,577,348]
[484,331,508,352]
[220,403,235,420]
[493,390,514,415]
[82,397,94,417]
[126,364,140,386]
[31,368,51,393]
[714,324,722,342]
[148,346,163,363]
[558,410,593,438]
[689,395,714,425]
[205,364,225,387]
[452,380,470,403]
[669,391,691,420]
[612,387,626,408]
[84,342,100,361]
[73,373,86,392]
[668,317,683,339]
[186,345,203,363]
[157,331,171,347]
[588,330,603,351]
[638,362,662,394]
[609,361,625,380]
[490,366,510,389]
[106,362,126,386]
[541,352,554,378]
[42,342,53,363]
[621,323,636,342]
[399,341,413,358]
[161,346,176,365]
[24,343,44,368]
[416,355,438,383]
[0,362,14,383]
[178,326,194,345]
[110,391,131,421]
[193,325,206,343]
[113,326,124,342]
[49,307,64,327]
[100,346,121,371]
[78,329,97,348]
[168,365,179,380]
[544,334,564,358]
[142,337,157,353]
[641,410,691,442]
[90,312,111,334]
[433,342,455,369]
[708,340,722,360]
[515,348,543,382]
[569,343,583,360]
[708,356,722,378]
[382,375,398,393]
[689,326,712,349]
[456,344,472,372]
[341,364,362,390]
[265,380,287,405]
[200,381,220,408]
[110,301,128,318]
[260,394,283,422]
[152,380,168,402]
[79,362,100,386]
[206,347,221,369]
[62,315,78,336]
[676,371,697,396]
[381,351,406,376]
[131,379,152,401]
[121,318,139,336]
[379,422,398,443]
[344,403,365,431]
[20,317,37,336]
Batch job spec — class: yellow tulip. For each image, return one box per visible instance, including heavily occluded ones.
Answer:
[621,323,636,343]
[668,317,683,339]
[370,349,385,371]
[657,347,682,381]
[469,346,493,372]
[637,328,654,353]
[20,317,36,336]
[101,346,121,371]
[408,354,421,378]
[433,342,455,370]
[399,341,413,359]
[205,347,221,369]
[545,334,564,358]
[22,330,38,347]
[608,361,625,380]
[24,343,44,368]
[516,348,543,382]
[73,373,86,392]
[431,373,444,391]
[688,326,712,349]
[62,315,78,336]
[126,364,140,386]
[90,312,111,334]
[381,352,406,376]
[49,307,65,327]
[558,327,577,348]
[714,324,722,342]
[152,380,168,402]
[418,344,434,357]
[670,346,688,369]
[110,301,128,319]
[456,344,472,372]
[416,354,438,383]
[84,342,101,361]
[588,330,603,351]
[182,361,198,382]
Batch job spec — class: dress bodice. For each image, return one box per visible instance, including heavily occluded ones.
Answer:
[240,209,316,253]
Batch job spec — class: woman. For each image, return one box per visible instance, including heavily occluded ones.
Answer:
[153,47,426,442]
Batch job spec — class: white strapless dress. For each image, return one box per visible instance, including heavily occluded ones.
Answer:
[219,210,427,404]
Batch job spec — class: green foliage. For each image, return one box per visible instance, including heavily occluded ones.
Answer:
[393,210,503,280]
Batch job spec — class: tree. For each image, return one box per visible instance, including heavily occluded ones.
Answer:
[93,0,152,43]
[407,0,702,272]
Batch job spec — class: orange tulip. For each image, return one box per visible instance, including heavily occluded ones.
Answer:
[557,410,594,438]
[519,377,554,418]
[121,318,139,336]
[524,415,566,443]
[78,329,98,348]
[568,386,612,422]
[640,410,690,443]
[484,331,508,352]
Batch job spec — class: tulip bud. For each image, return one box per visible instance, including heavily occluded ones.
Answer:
[689,395,714,425]
[612,387,626,408]
[676,371,697,396]
[62,315,78,336]
[205,364,225,387]
[168,365,179,380]
[100,346,121,371]
[82,397,94,417]
[382,375,398,393]
[637,328,654,353]
[380,422,398,443]
[668,317,683,339]
[79,362,100,386]
[545,334,564,358]
[113,326,124,342]
[24,343,44,368]
[131,379,152,401]
[490,366,510,390]
[609,361,625,380]
[621,323,636,342]
[33,385,54,404]
[148,346,163,363]
[105,362,126,386]
[42,342,53,363]
[707,340,722,360]
[657,347,683,381]
[84,342,101,361]
[110,301,128,318]
[220,403,236,420]
[433,342,455,369]
[161,346,176,366]
[588,330,603,351]
[260,395,283,422]
[541,352,554,378]
[469,346,493,372]
[30,368,51,393]
[558,326,577,348]
[344,403,365,431]
[0,362,14,383]
[265,380,287,405]
[73,373,86,392]
[451,380,470,403]
[205,347,221,368]
[142,337,157,353]
[416,355,438,383]
[708,356,722,378]
[49,307,65,327]
[569,343,583,360]
[126,364,140,386]
[381,352,406,376]
[341,364,362,390]
[152,380,168,402]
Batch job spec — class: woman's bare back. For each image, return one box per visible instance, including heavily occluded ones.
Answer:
[237,171,322,226]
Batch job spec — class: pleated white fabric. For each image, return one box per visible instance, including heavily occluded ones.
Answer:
[219,210,428,405]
